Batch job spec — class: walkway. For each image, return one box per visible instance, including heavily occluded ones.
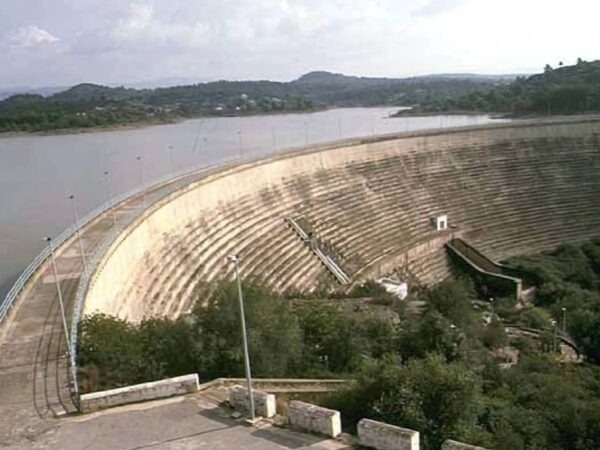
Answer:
[0,162,236,447]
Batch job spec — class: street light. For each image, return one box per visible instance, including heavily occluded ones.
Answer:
[43,237,71,356]
[237,131,244,159]
[271,127,277,154]
[136,156,146,208]
[103,171,117,228]
[561,307,567,334]
[226,254,255,420]
[168,145,176,175]
[68,194,88,277]
[551,319,558,353]
[303,121,309,145]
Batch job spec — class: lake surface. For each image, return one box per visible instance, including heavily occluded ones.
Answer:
[0,107,506,297]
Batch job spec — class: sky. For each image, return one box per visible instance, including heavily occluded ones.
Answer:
[1,0,600,88]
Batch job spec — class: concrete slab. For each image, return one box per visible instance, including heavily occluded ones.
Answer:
[9,393,352,450]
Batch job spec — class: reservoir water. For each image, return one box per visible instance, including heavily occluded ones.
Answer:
[0,107,506,297]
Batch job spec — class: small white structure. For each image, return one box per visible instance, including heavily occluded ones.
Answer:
[228,385,276,418]
[288,401,341,438]
[377,277,408,300]
[436,214,448,231]
[358,419,420,450]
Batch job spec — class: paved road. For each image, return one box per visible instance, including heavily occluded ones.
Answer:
[0,162,238,447]
[7,393,351,450]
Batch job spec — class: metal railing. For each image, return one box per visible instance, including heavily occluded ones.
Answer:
[0,156,235,326]
[69,206,141,404]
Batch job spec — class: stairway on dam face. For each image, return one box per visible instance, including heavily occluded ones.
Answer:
[93,121,600,322]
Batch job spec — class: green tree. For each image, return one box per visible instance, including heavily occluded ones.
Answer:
[191,281,303,379]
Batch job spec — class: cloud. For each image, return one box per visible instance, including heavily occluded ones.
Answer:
[9,25,60,48]
[412,0,463,17]
[113,2,154,37]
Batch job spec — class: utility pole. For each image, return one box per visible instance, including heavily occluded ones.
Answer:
[168,145,175,176]
[271,127,277,154]
[136,156,146,208]
[303,121,309,145]
[226,255,255,420]
[68,194,88,277]
[237,131,244,159]
[44,237,72,356]
[103,171,117,227]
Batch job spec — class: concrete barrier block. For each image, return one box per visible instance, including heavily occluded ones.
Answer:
[228,385,276,418]
[358,418,419,450]
[442,439,490,450]
[80,373,199,413]
[288,400,341,438]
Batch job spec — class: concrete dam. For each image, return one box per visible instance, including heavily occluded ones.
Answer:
[1,117,600,439]
[84,117,600,320]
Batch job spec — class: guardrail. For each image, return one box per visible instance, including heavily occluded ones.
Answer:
[0,156,237,327]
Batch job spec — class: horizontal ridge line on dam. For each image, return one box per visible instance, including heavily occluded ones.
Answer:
[1,115,600,445]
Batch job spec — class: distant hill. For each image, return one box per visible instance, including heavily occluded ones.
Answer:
[3,62,594,133]
[413,59,600,115]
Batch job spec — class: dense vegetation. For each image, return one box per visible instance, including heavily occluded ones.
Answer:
[413,59,600,116]
[0,72,504,133]
[77,260,600,449]
[504,239,600,363]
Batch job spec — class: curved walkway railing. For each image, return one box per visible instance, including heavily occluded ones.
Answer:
[0,155,236,326]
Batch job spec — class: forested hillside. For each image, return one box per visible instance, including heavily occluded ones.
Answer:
[0,72,506,133]
[414,59,600,115]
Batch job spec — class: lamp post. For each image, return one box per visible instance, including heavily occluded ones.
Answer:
[561,307,567,334]
[103,171,117,228]
[237,131,244,159]
[136,156,146,208]
[303,121,309,145]
[168,145,175,176]
[68,194,88,277]
[44,237,71,356]
[551,319,557,353]
[271,127,277,154]
[226,255,255,420]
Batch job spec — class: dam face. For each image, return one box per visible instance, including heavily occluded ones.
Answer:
[84,119,600,321]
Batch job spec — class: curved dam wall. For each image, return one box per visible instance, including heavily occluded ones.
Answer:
[84,119,600,321]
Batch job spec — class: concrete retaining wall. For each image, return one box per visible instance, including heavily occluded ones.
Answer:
[442,439,490,450]
[228,384,276,418]
[358,418,420,450]
[288,400,341,438]
[80,374,199,412]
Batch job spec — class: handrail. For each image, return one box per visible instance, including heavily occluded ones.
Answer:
[69,207,141,404]
[0,156,231,326]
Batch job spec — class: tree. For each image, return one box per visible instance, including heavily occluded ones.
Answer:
[191,281,303,379]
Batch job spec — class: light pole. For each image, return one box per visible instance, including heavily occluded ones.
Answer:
[226,255,255,420]
[271,127,277,154]
[44,237,72,356]
[237,131,244,159]
[168,145,176,176]
[136,156,146,208]
[68,194,88,277]
[551,319,557,353]
[561,307,567,334]
[103,171,117,228]
[303,121,309,145]
[370,114,375,136]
